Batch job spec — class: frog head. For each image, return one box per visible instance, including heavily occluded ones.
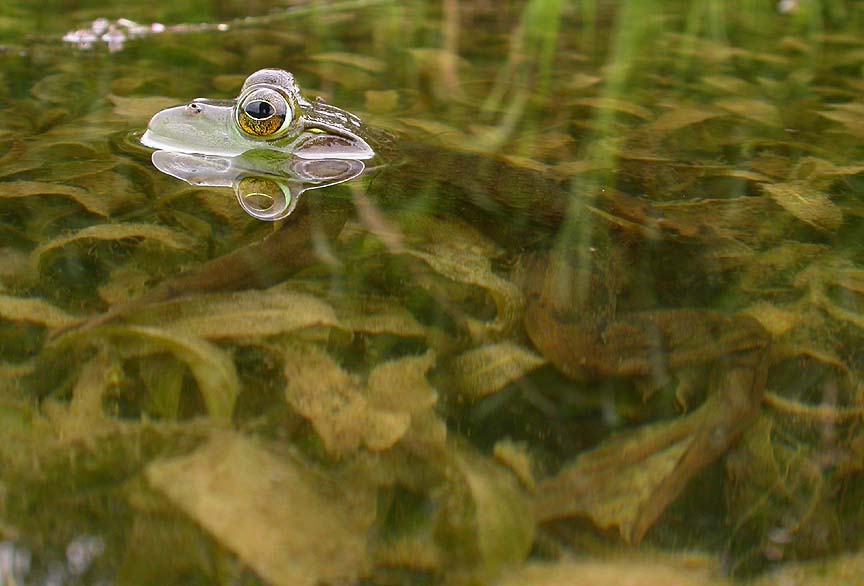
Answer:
[141,69,374,160]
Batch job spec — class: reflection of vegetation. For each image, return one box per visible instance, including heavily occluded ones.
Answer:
[4,0,864,584]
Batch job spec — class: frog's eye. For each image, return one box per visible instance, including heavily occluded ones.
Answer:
[236,88,291,138]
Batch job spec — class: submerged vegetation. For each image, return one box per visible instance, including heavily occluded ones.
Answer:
[3,0,864,584]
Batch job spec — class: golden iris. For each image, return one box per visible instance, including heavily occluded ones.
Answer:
[236,88,291,138]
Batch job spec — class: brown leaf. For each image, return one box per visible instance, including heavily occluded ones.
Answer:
[108,94,182,123]
[498,559,728,586]
[48,350,122,440]
[129,289,344,341]
[409,242,524,339]
[648,106,725,133]
[537,352,765,543]
[311,52,387,73]
[751,552,864,586]
[716,98,781,126]
[32,223,198,269]
[450,343,545,401]
[146,432,372,586]
[0,294,78,328]
[66,324,239,420]
[283,346,440,456]
[742,302,800,336]
[448,446,535,575]
[762,181,843,231]
[571,97,652,120]
[0,180,110,216]
[336,298,427,338]
[526,303,766,381]
[818,102,864,139]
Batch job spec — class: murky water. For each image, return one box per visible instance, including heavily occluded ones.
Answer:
[2,0,864,584]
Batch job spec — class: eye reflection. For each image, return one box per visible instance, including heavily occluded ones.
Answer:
[235,176,294,220]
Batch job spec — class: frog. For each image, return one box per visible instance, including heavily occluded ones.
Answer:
[140,68,375,160]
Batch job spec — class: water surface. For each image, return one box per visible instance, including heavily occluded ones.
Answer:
[2,0,864,584]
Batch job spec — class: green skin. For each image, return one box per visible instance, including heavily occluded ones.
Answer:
[141,68,374,160]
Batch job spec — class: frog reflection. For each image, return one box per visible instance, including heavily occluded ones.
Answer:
[151,150,365,221]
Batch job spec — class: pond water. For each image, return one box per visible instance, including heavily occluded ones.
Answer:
[2,0,864,584]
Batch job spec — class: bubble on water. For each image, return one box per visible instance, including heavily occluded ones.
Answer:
[42,560,67,586]
[65,535,105,576]
[0,541,32,586]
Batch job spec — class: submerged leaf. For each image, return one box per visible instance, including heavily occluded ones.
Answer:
[441,445,535,578]
[48,350,121,440]
[366,351,437,412]
[335,297,427,338]
[32,223,198,268]
[535,414,696,541]
[526,304,766,381]
[648,106,725,133]
[461,453,533,574]
[818,103,864,139]
[0,180,110,216]
[146,431,372,586]
[450,342,545,401]
[283,346,440,456]
[139,355,186,420]
[409,242,524,338]
[716,98,781,127]
[311,52,387,73]
[568,73,602,90]
[129,289,344,340]
[752,552,864,586]
[726,414,841,567]
[364,90,399,113]
[571,97,653,120]
[762,181,843,231]
[98,264,152,306]
[108,94,180,123]
[742,302,800,336]
[498,559,728,586]
[70,325,239,420]
[0,294,77,328]
[493,440,536,491]
[537,353,765,543]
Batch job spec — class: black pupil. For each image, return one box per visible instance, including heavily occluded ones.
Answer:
[244,100,275,119]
